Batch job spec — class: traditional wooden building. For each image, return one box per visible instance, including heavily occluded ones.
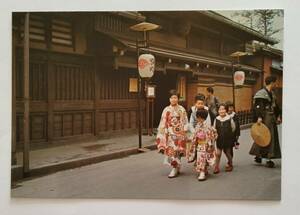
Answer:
[249,44,283,108]
[12,11,280,155]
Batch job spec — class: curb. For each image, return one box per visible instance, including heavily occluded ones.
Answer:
[12,145,157,182]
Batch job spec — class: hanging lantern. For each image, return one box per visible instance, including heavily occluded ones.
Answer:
[138,54,155,78]
[234,71,245,86]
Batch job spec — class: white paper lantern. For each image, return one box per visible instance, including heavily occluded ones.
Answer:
[138,54,155,78]
[234,71,245,86]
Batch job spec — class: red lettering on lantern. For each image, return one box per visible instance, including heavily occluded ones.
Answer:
[138,58,149,69]
[235,74,244,81]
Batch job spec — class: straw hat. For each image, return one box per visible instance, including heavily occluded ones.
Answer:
[250,122,271,147]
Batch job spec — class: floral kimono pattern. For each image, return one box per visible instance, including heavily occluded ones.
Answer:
[188,121,217,172]
[156,105,189,168]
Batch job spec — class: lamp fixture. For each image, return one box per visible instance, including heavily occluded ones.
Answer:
[185,64,190,70]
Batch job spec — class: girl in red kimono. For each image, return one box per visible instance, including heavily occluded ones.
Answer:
[156,90,189,178]
[188,109,217,181]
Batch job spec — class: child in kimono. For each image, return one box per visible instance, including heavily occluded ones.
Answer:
[213,103,236,174]
[156,90,189,178]
[186,94,211,161]
[188,109,217,181]
[189,94,211,129]
[225,101,241,157]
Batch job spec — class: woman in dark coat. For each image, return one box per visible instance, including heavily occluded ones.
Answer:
[249,75,282,168]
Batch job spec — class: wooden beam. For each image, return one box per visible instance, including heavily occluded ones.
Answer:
[11,21,17,165]
[23,12,30,174]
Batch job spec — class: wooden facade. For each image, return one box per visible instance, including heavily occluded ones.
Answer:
[12,11,280,150]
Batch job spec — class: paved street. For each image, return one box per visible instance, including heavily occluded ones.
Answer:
[11,127,281,200]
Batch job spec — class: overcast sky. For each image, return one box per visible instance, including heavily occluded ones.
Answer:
[217,10,283,50]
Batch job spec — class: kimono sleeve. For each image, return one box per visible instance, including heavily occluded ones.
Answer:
[156,107,169,150]
[274,101,282,119]
[181,107,189,132]
[253,98,266,122]
[206,111,212,127]
[189,111,197,128]
[207,127,217,146]
[157,107,169,135]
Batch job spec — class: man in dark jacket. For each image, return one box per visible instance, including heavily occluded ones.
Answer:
[205,87,220,126]
[249,75,282,168]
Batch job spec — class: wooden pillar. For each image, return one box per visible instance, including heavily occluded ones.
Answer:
[23,12,30,173]
[46,15,54,145]
[11,25,17,165]
[94,59,98,136]
[146,98,150,135]
[47,59,54,144]
[136,35,142,149]
[261,56,265,88]
[151,99,154,135]
[232,62,236,110]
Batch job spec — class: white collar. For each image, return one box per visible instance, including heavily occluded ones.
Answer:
[228,112,236,117]
[169,104,179,108]
[216,114,231,121]
[192,106,209,111]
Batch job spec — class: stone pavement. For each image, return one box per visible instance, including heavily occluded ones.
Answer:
[13,133,156,180]
[11,126,282,200]
[12,124,254,180]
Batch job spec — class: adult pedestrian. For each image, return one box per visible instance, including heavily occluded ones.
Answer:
[249,75,282,168]
[156,89,189,178]
[205,87,220,125]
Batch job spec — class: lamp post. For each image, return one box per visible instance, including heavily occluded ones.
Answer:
[130,22,160,150]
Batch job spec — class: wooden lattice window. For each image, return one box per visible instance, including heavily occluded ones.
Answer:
[51,18,73,46]
[54,63,94,100]
[20,14,46,43]
[16,60,48,101]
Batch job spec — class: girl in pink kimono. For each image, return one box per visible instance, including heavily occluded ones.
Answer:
[156,90,189,178]
[188,109,217,181]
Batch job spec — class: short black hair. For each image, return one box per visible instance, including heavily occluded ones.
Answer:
[169,89,180,98]
[196,109,208,119]
[265,75,277,85]
[206,87,214,94]
[225,101,234,108]
[194,93,205,102]
[218,103,228,112]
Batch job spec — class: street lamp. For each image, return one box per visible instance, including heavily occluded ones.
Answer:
[130,21,160,151]
[230,51,248,110]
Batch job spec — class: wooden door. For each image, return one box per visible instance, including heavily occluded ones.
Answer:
[152,71,177,127]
